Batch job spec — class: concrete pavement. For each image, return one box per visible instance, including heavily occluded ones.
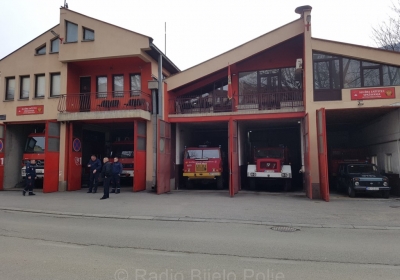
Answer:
[1,189,400,229]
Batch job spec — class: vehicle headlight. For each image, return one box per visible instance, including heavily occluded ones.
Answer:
[383,182,388,186]
[355,182,359,186]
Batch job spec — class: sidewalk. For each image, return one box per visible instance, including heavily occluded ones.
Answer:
[1,189,400,229]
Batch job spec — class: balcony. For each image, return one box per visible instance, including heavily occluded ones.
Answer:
[169,90,304,115]
[58,91,152,113]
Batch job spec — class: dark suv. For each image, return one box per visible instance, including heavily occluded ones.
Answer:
[337,163,390,198]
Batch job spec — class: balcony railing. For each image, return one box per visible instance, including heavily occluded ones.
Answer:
[58,91,152,113]
[169,90,303,115]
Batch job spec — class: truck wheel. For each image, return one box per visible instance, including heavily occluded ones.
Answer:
[382,190,390,199]
[249,178,256,190]
[216,177,224,189]
[185,179,194,189]
[347,185,355,198]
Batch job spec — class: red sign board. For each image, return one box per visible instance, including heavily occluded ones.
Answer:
[351,87,395,100]
[16,105,44,115]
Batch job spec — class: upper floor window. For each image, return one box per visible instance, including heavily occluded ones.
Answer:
[20,76,30,99]
[51,38,59,53]
[113,75,124,97]
[5,77,15,100]
[66,21,78,43]
[36,45,46,55]
[50,73,61,97]
[97,76,107,98]
[313,52,400,101]
[83,27,94,41]
[130,74,141,96]
[35,74,45,98]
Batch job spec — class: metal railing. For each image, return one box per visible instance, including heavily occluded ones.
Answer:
[58,90,152,113]
[169,90,303,115]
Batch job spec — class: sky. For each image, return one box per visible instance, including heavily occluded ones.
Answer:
[0,0,396,70]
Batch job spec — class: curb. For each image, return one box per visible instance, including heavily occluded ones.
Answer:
[1,207,399,230]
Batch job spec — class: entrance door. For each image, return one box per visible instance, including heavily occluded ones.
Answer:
[80,77,91,112]
[302,114,312,199]
[134,120,146,192]
[157,120,171,194]
[0,124,5,191]
[229,119,239,197]
[68,122,83,191]
[43,121,60,193]
[317,108,329,202]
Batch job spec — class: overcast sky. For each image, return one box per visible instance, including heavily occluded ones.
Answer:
[0,0,395,70]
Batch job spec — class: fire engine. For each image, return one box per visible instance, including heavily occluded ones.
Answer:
[110,139,134,178]
[21,132,46,179]
[183,145,224,189]
[247,146,292,190]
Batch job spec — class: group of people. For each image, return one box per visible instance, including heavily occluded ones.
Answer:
[22,155,124,200]
[87,155,123,200]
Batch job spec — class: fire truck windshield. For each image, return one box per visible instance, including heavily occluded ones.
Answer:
[186,149,220,159]
[255,149,283,159]
[112,144,133,158]
[24,137,45,153]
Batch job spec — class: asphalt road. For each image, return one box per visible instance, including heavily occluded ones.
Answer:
[0,210,399,280]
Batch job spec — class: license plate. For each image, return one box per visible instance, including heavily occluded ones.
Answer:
[264,170,274,173]
[366,187,379,191]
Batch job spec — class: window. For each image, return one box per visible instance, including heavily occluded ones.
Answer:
[343,59,361,88]
[36,45,46,55]
[50,73,61,97]
[313,53,341,101]
[35,74,45,98]
[97,76,107,97]
[51,38,59,53]
[5,77,15,100]
[66,21,78,43]
[20,76,30,99]
[385,154,392,173]
[113,75,124,97]
[383,65,400,86]
[371,156,378,165]
[130,74,141,96]
[83,27,94,41]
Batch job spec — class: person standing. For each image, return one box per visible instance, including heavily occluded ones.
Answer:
[23,160,37,196]
[87,155,102,193]
[111,157,123,194]
[100,157,113,200]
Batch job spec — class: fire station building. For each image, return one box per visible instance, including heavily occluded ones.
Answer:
[1,5,400,201]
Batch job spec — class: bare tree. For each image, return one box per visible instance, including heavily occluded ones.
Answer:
[372,0,400,51]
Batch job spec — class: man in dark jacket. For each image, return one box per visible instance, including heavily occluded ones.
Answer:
[87,155,102,193]
[23,160,37,196]
[111,157,123,194]
[100,157,113,200]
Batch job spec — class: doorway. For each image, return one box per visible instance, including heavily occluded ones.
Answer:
[80,77,91,112]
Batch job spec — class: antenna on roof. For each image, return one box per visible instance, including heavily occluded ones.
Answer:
[64,0,68,8]
[165,22,167,55]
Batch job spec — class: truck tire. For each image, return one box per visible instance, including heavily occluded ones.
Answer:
[347,184,355,198]
[185,179,194,189]
[216,177,224,189]
[249,178,256,190]
[382,190,390,199]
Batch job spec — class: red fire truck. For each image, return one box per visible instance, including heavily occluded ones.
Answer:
[247,146,292,190]
[21,132,46,179]
[110,140,134,178]
[183,145,224,189]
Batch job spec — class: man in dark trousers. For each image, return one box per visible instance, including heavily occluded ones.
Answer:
[111,157,123,194]
[87,155,102,193]
[100,157,113,200]
[23,159,37,196]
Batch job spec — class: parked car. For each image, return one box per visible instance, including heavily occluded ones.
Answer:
[336,163,391,198]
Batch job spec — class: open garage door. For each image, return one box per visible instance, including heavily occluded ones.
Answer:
[43,121,60,193]
[157,120,171,194]
[134,120,146,192]
[229,119,239,197]
[317,108,329,201]
[0,124,5,191]
[68,122,82,191]
[303,114,312,198]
